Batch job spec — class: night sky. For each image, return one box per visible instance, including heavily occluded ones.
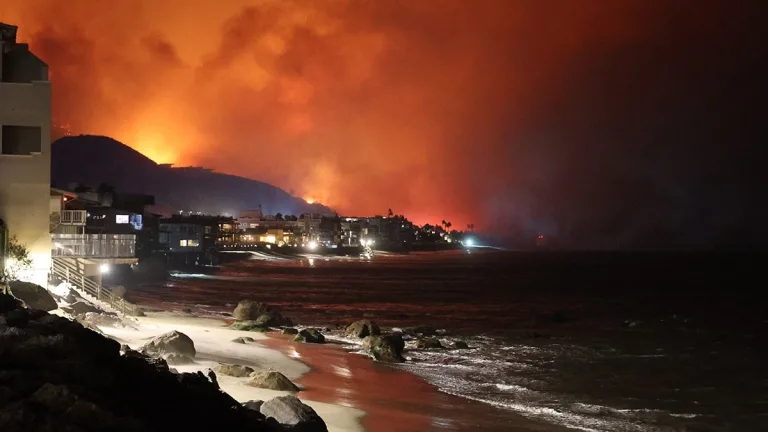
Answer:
[2,0,766,248]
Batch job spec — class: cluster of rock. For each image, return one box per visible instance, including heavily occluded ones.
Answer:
[0,293,329,431]
[233,300,294,332]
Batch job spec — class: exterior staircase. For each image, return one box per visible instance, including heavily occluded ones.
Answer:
[51,257,140,316]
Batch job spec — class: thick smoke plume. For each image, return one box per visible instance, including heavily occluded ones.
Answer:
[2,1,765,248]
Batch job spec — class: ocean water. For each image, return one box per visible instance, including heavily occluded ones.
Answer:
[129,250,767,431]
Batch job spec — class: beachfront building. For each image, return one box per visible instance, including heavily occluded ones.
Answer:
[159,215,236,265]
[0,23,52,286]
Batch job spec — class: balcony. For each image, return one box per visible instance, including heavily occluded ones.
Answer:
[51,234,136,258]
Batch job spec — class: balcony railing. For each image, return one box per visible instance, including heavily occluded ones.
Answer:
[51,234,136,258]
[60,210,87,225]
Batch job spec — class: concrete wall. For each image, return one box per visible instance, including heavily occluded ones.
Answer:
[0,39,51,286]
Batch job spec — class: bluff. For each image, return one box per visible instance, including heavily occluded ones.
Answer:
[51,135,331,216]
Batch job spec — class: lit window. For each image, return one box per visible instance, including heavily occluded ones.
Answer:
[188,240,200,247]
[116,215,129,224]
[180,240,188,247]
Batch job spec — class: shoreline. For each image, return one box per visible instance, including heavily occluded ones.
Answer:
[260,332,569,432]
[93,311,569,432]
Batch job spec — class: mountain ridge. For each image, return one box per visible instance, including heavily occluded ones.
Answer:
[51,135,331,216]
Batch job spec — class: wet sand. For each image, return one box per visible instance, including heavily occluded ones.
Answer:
[262,333,567,432]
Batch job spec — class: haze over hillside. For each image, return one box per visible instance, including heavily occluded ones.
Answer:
[52,135,332,217]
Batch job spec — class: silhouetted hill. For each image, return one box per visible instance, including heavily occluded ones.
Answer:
[52,135,331,216]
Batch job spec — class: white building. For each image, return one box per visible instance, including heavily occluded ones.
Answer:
[0,23,52,286]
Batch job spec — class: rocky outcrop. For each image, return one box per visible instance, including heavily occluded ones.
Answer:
[415,338,444,349]
[232,321,268,332]
[0,293,274,430]
[215,363,255,378]
[293,328,325,344]
[247,371,300,392]
[260,395,327,431]
[282,327,299,335]
[8,281,57,311]
[362,334,405,363]
[77,312,124,328]
[345,320,381,338]
[453,341,469,349]
[140,330,196,359]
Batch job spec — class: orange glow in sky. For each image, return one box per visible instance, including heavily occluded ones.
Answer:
[0,0,675,229]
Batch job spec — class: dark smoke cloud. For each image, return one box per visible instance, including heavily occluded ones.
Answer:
[1,0,765,248]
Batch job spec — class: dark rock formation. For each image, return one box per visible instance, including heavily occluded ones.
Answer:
[402,325,437,336]
[64,300,102,316]
[415,338,444,349]
[0,293,274,431]
[282,327,299,335]
[233,300,293,328]
[215,363,255,378]
[293,329,325,344]
[140,330,196,359]
[244,400,264,411]
[247,371,300,392]
[453,341,469,349]
[8,281,57,311]
[260,395,327,432]
[362,334,405,363]
[345,320,381,338]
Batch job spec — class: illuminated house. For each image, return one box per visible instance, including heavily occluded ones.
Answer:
[0,23,52,286]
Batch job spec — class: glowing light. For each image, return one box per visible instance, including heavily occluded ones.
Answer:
[99,264,110,274]
[305,198,315,204]
[465,238,474,247]
[307,241,318,250]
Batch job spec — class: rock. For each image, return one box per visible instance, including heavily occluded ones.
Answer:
[78,312,124,328]
[282,327,299,335]
[345,320,381,338]
[0,292,22,313]
[233,300,271,321]
[140,330,196,358]
[231,321,268,332]
[135,308,146,317]
[8,281,57,311]
[163,353,194,365]
[362,334,405,363]
[402,325,437,336]
[247,371,300,392]
[260,395,327,431]
[293,328,325,344]
[68,301,102,316]
[182,307,193,314]
[453,341,469,349]
[243,400,264,411]
[416,338,444,349]
[254,311,293,328]
[231,336,254,344]
[215,363,255,378]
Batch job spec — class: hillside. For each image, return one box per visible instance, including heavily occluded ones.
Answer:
[51,135,331,216]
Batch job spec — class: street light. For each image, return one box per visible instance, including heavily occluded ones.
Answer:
[99,264,110,274]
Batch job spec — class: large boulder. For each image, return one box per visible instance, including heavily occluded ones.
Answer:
[8,281,57,311]
[282,327,299,335]
[260,395,327,432]
[254,311,293,328]
[215,363,255,378]
[140,330,196,359]
[362,334,405,363]
[345,320,380,338]
[233,300,271,321]
[293,329,325,344]
[247,371,299,392]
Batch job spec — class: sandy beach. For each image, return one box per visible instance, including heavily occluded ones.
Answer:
[95,313,365,432]
[85,309,569,432]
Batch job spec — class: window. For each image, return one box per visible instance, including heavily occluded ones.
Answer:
[116,214,129,224]
[205,226,212,234]
[1,126,41,155]
[179,240,188,247]
[188,240,200,247]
